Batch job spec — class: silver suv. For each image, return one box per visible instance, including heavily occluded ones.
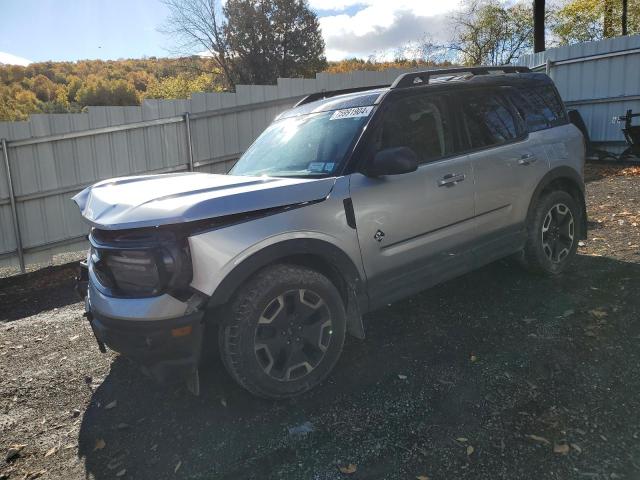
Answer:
[74,67,587,398]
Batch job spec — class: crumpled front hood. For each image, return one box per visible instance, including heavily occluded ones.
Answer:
[72,172,336,230]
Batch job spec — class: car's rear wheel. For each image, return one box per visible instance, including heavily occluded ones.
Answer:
[521,190,580,275]
[219,264,346,398]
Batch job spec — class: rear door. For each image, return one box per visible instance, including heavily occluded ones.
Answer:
[457,88,547,264]
[349,91,476,308]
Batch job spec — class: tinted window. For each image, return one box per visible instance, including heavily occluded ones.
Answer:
[508,85,567,132]
[374,94,454,164]
[461,91,521,149]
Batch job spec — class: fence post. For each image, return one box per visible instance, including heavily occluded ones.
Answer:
[1,138,25,273]
[183,112,194,172]
[545,58,553,76]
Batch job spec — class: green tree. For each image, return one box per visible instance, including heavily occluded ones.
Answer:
[160,0,327,87]
[223,0,327,84]
[552,0,640,44]
[450,0,534,65]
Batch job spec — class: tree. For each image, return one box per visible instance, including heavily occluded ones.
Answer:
[160,0,327,87]
[551,0,640,44]
[0,57,230,119]
[30,74,57,102]
[449,0,534,65]
[160,0,234,87]
[75,76,139,106]
[145,73,219,98]
[623,0,629,34]
[0,85,40,121]
[66,75,83,103]
[603,0,616,37]
[223,0,326,84]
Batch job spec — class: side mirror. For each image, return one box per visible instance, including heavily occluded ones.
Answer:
[366,147,418,177]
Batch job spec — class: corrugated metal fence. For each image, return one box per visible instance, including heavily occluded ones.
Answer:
[519,34,640,152]
[4,35,640,274]
[0,69,409,273]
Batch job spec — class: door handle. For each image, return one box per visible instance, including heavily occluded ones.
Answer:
[518,153,537,165]
[438,173,466,187]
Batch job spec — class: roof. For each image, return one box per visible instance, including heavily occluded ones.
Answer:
[279,88,388,119]
[279,67,553,120]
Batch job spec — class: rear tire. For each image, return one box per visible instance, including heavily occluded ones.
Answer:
[218,264,346,399]
[520,190,580,275]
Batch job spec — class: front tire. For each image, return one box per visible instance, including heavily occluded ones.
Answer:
[219,264,346,398]
[521,190,580,275]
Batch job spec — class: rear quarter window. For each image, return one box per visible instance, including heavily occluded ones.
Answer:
[509,85,567,132]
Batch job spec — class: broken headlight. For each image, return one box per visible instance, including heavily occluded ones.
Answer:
[89,229,192,298]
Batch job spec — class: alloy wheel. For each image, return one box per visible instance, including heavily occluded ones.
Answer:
[541,203,575,263]
[254,289,333,381]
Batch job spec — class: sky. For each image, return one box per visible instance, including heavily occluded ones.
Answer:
[0,0,460,65]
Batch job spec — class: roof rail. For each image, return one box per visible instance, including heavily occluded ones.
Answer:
[390,66,531,89]
[294,84,390,108]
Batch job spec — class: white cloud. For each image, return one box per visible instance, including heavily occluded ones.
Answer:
[325,48,352,61]
[310,0,366,10]
[0,51,32,66]
[315,0,462,60]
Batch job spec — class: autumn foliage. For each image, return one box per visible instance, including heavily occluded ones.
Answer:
[0,57,453,121]
[0,57,224,121]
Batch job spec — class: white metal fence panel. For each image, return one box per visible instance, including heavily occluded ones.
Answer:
[0,69,414,272]
[519,34,640,150]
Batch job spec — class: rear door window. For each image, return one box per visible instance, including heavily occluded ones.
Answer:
[460,90,522,149]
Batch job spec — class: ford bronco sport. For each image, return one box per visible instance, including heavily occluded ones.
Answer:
[74,66,587,398]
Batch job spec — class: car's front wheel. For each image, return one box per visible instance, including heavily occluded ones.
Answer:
[219,264,346,398]
[521,190,581,275]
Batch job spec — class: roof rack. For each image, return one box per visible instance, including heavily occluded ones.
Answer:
[294,84,389,108]
[390,66,531,89]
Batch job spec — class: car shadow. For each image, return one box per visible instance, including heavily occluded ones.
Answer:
[0,264,79,322]
[77,254,640,479]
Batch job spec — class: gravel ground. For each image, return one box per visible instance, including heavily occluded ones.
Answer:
[0,250,86,280]
[1,164,639,480]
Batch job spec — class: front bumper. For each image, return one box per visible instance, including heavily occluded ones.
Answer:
[80,265,205,384]
[88,308,205,382]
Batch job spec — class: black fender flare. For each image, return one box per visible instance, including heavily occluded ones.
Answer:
[207,238,368,338]
[526,166,587,238]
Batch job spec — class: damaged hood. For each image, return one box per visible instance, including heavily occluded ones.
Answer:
[72,172,336,230]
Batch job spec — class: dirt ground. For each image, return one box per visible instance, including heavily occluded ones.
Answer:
[1,164,640,480]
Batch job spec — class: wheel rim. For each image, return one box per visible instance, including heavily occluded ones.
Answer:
[541,203,575,264]
[254,289,333,381]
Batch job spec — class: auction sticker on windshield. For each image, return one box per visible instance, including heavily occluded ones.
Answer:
[330,106,374,120]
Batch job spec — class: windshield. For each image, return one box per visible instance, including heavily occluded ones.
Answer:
[230,107,373,177]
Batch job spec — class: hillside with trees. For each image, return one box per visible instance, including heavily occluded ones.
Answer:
[0,57,224,121]
[1,0,637,121]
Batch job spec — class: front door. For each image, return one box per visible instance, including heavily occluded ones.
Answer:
[349,91,476,308]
